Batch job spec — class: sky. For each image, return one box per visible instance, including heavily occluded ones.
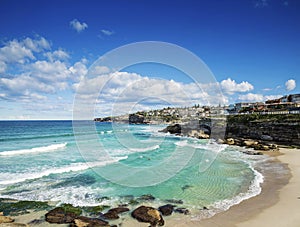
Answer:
[0,0,299,119]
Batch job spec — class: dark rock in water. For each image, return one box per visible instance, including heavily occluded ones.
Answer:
[181,185,193,191]
[71,216,110,227]
[138,194,155,201]
[174,208,190,215]
[129,114,145,124]
[102,211,119,220]
[160,124,181,134]
[82,205,110,216]
[108,207,130,214]
[45,207,79,224]
[131,206,164,226]
[164,199,183,204]
[102,207,130,220]
[158,204,175,216]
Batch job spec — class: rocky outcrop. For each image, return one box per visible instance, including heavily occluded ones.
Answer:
[45,206,80,224]
[0,212,14,224]
[225,114,300,147]
[129,114,145,124]
[102,207,130,220]
[158,204,175,216]
[131,206,164,226]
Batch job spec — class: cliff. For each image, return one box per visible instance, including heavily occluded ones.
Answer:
[161,114,300,148]
[225,114,300,146]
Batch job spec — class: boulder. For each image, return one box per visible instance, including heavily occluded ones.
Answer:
[131,206,164,226]
[71,216,110,227]
[226,138,235,145]
[45,207,79,224]
[158,204,175,216]
[160,124,181,134]
[107,207,130,214]
[243,139,258,147]
[260,135,273,141]
[0,214,14,224]
[174,208,190,215]
[101,211,119,220]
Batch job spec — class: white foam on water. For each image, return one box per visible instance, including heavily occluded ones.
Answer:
[0,156,127,186]
[0,143,67,156]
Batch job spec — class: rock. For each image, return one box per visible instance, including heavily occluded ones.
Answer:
[129,114,145,124]
[160,124,181,134]
[101,211,119,220]
[71,216,110,227]
[138,194,155,201]
[0,215,14,224]
[216,138,225,144]
[158,204,175,216]
[226,138,235,145]
[198,131,210,139]
[45,207,79,224]
[108,207,130,214]
[131,206,164,226]
[269,144,279,150]
[260,135,273,141]
[27,219,44,225]
[174,208,190,215]
[164,199,183,204]
[243,139,258,147]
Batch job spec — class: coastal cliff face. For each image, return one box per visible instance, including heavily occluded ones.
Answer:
[225,114,300,146]
[162,114,300,147]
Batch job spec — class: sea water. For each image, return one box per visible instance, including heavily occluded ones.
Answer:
[0,120,265,217]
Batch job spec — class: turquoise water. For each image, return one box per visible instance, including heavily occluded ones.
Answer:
[0,121,264,217]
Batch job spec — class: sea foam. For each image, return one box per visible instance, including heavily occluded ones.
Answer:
[0,143,67,156]
[0,156,127,185]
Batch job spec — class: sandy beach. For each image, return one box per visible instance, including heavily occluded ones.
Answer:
[6,148,300,227]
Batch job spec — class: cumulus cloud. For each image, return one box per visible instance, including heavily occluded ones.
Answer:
[70,19,88,32]
[100,29,114,36]
[73,71,228,117]
[238,93,264,102]
[44,49,69,62]
[220,78,254,94]
[285,79,296,91]
[0,37,50,73]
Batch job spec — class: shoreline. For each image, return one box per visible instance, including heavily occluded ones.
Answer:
[2,148,299,226]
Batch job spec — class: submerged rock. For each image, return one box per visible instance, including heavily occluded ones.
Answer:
[158,204,175,216]
[102,207,130,220]
[45,204,82,224]
[131,206,164,226]
[164,199,183,204]
[174,207,190,215]
[138,194,155,201]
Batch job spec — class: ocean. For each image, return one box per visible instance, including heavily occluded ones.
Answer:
[0,120,266,218]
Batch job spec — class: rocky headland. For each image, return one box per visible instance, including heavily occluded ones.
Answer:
[160,113,300,152]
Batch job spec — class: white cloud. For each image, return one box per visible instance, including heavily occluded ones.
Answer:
[220,78,254,94]
[0,39,35,64]
[70,19,88,32]
[74,71,227,116]
[0,37,51,74]
[44,49,69,62]
[100,29,114,36]
[238,93,264,102]
[285,79,296,91]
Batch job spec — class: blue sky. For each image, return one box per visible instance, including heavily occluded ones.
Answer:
[0,0,299,119]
